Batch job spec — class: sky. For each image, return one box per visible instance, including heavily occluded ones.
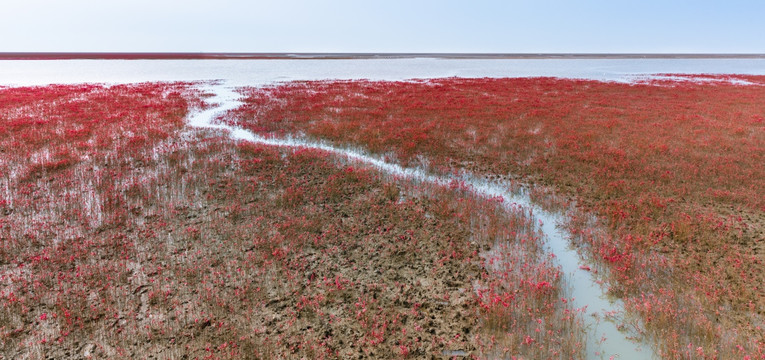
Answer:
[2,0,764,53]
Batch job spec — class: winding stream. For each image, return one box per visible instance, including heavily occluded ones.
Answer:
[189,81,656,359]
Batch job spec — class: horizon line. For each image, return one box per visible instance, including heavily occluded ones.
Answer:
[2,52,765,60]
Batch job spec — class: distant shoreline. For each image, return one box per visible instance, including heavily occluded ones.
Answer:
[2,52,765,60]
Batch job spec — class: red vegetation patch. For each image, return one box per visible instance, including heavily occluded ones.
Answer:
[0,84,584,358]
[229,76,765,357]
[0,83,198,183]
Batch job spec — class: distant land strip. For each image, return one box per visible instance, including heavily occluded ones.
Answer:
[2,53,765,60]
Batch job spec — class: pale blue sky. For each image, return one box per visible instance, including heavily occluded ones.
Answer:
[2,0,764,53]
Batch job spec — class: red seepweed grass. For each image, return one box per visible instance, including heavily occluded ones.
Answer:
[227,75,765,358]
[1,83,586,358]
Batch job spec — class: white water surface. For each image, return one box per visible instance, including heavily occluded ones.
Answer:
[2,58,765,86]
[192,83,655,359]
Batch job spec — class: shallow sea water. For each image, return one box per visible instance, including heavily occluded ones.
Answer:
[2,58,765,86]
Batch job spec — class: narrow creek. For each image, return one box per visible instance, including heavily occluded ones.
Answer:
[189,81,657,359]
